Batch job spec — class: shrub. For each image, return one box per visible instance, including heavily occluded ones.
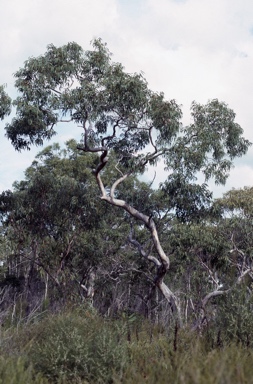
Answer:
[27,307,128,383]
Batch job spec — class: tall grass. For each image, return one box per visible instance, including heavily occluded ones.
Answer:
[0,305,253,383]
[119,331,253,384]
[0,357,48,383]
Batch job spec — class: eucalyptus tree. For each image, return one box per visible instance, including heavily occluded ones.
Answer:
[201,187,253,340]
[214,187,253,290]
[165,187,253,329]
[2,39,251,320]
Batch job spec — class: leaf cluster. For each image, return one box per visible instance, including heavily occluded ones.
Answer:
[0,85,11,120]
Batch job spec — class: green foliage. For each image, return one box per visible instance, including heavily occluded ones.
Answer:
[1,141,253,328]
[1,308,253,383]
[2,307,129,383]
[1,39,252,333]
[215,287,253,346]
[162,178,213,222]
[216,186,253,218]
[4,39,250,188]
[0,84,11,120]
[28,311,128,383]
[1,138,169,320]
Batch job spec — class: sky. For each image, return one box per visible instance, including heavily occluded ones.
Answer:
[1,0,253,197]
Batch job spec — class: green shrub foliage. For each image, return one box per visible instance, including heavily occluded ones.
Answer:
[0,308,253,383]
[27,308,128,383]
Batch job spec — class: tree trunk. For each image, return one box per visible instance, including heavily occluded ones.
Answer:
[93,165,182,324]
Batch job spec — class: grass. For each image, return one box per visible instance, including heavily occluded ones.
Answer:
[0,305,253,383]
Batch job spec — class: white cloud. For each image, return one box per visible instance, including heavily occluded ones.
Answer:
[0,0,253,196]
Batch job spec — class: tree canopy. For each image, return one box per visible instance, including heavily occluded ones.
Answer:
[4,39,250,181]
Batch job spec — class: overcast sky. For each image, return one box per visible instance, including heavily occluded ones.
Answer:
[1,0,253,197]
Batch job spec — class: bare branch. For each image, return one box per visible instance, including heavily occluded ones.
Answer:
[110,173,129,199]
[115,158,124,177]
[201,266,252,309]
[149,126,158,153]
[202,289,229,308]
[101,119,121,147]
[96,172,107,198]
[128,227,161,268]
[48,87,62,95]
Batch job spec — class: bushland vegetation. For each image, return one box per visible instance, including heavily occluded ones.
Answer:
[0,39,253,382]
[0,304,252,383]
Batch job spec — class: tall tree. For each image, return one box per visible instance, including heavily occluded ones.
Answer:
[2,39,251,320]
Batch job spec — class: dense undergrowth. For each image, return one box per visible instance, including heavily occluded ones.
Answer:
[0,305,253,384]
